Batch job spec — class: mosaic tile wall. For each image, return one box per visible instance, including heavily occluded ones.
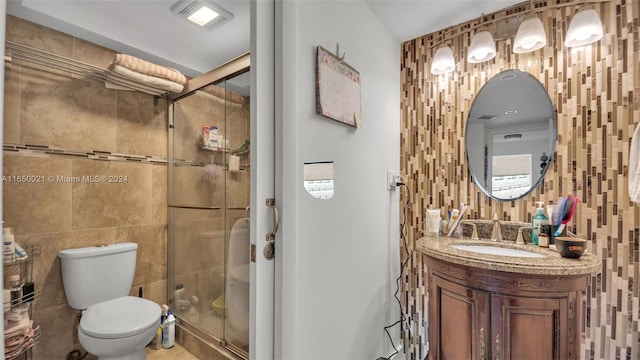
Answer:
[399,0,639,359]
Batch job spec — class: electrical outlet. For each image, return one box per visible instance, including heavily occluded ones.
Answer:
[387,170,399,190]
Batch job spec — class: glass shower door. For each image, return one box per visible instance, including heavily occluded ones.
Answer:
[168,69,251,357]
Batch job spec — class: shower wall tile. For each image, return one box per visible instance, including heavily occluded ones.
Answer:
[71,159,152,229]
[116,224,167,287]
[2,154,73,235]
[400,1,639,359]
[65,227,118,249]
[3,62,21,143]
[152,165,168,224]
[72,37,116,69]
[6,16,73,57]
[172,165,224,208]
[116,91,168,158]
[19,67,117,151]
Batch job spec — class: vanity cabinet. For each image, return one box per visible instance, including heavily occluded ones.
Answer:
[425,255,587,360]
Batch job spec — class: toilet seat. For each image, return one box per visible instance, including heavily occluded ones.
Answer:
[80,296,160,339]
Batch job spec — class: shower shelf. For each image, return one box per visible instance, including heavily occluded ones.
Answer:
[4,41,173,97]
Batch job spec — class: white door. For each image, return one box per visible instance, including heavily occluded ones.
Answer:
[250,0,275,358]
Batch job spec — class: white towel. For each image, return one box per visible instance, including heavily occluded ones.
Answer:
[108,65,184,93]
[629,123,640,205]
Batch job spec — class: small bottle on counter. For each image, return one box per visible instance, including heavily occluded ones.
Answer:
[538,233,549,248]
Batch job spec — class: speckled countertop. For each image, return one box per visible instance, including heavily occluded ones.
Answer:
[417,236,601,276]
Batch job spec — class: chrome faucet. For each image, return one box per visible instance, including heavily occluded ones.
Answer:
[491,214,503,241]
[515,226,534,245]
[460,220,480,240]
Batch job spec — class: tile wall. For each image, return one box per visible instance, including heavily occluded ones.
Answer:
[400,0,639,359]
[2,15,168,359]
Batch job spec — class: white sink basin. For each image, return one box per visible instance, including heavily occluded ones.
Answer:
[451,244,544,258]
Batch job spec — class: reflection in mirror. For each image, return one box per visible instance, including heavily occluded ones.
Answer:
[304,161,334,199]
[465,69,556,200]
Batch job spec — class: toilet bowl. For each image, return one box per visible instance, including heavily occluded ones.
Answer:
[78,296,160,360]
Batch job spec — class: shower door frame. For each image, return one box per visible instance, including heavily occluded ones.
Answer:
[167,53,253,359]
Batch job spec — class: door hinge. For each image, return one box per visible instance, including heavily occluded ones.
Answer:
[250,244,256,262]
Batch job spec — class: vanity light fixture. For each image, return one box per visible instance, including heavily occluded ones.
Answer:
[171,0,234,31]
[564,8,603,47]
[430,46,456,75]
[467,29,496,63]
[513,16,546,53]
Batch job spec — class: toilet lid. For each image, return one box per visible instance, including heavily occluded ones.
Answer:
[80,296,161,339]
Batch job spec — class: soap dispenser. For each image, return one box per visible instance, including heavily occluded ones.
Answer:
[531,201,548,246]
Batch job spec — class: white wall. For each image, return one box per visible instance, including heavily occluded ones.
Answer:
[276,1,401,359]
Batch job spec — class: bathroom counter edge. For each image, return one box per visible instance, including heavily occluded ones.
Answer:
[417,236,601,276]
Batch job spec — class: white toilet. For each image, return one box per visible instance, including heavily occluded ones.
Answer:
[59,243,161,360]
[225,218,250,347]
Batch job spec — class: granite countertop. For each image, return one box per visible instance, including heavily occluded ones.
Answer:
[417,236,601,276]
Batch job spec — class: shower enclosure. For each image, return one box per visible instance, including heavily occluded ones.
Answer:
[168,62,251,358]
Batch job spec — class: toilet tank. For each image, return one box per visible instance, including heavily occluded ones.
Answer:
[59,243,138,309]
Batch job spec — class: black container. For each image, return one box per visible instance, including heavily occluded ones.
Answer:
[22,282,35,303]
[541,224,567,245]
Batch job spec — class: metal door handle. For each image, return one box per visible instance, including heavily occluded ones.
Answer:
[266,198,279,241]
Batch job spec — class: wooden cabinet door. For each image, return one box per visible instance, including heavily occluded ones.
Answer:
[430,275,490,360]
[490,294,567,360]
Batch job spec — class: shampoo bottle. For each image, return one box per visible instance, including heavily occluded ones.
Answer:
[3,226,15,262]
[162,309,175,348]
[531,201,548,246]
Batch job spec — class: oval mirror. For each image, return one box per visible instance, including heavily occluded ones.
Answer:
[465,69,556,200]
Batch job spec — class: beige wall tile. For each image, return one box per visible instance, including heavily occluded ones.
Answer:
[13,232,68,310]
[116,92,168,158]
[2,154,72,235]
[65,227,118,249]
[71,160,152,229]
[152,165,168,224]
[32,304,77,359]
[172,165,224,208]
[3,65,21,143]
[116,224,167,286]
[6,15,73,56]
[19,69,117,150]
[72,37,116,69]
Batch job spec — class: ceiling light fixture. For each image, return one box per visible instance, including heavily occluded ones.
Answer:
[430,46,455,75]
[171,0,234,31]
[565,8,603,47]
[513,16,546,53]
[187,6,219,26]
[467,29,496,63]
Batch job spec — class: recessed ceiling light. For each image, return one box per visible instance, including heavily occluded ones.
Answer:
[188,6,219,26]
[504,110,518,115]
[171,0,234,31]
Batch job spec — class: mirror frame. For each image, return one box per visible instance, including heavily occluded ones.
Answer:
[465,69,557,201]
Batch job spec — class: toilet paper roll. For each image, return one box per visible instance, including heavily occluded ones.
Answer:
[229,155,241,173]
